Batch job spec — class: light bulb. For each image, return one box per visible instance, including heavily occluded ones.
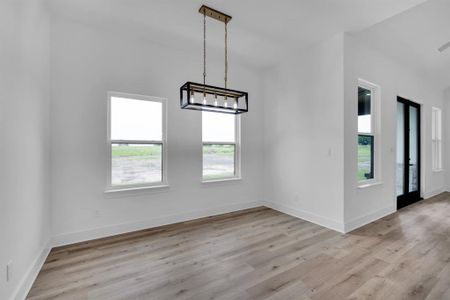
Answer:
[214,95,218,106]
[233,99,238,109]
[224,100,228,108]
[203,96,207,105]
[190,92,195,104]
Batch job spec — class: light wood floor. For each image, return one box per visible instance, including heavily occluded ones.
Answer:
[28,193,450,300]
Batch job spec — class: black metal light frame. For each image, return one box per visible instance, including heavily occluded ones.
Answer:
[180,81,248,114]
[180,5,248,115]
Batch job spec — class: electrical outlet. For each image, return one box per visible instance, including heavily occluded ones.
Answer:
[6,261,12,282]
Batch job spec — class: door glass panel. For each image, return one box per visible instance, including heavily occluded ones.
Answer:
[409,106,418,192]
[396,102,404,196]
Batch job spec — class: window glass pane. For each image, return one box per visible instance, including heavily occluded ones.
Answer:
[111,97,162,141]
[202,111,235,143]
[437,109,442,140]
[432,109,437,140]
[203,144,235,180]
[396,102,404,196]
[432,141,437,170]
[358,135,374,181]
[409,106,418,192]
[358,87,371,133]
[432,108,442,171]
[112,143,162,185]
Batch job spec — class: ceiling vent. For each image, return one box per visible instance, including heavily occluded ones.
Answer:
[438,41,450,53]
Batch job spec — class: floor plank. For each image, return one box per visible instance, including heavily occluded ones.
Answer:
[27,193,450,299]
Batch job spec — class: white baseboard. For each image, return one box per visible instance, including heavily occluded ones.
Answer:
[423,188,446,199]
[344,205,396,233]
[51,201,262,247]
[263,201,345,233]
[11,239,51,300]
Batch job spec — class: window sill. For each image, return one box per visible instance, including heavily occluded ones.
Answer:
[358,181,383,189]
[202,177,242,184]
[432,169,444,173]
[104,184,169,193]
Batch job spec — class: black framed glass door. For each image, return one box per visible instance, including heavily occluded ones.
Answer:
[397,97,421,209]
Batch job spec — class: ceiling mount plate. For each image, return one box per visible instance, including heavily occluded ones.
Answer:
[199,5,232,24]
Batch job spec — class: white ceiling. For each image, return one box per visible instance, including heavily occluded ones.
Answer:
[353,0,450,90]
[49,0,428,68]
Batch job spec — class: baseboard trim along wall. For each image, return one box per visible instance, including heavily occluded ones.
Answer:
[423,188,446,199]
[344,205,396,233]
[51,201,262,247]
[12,239,52,300]
[263,201,346,233]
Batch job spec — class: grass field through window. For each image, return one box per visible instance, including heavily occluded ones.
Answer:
[203,144,235,180]
[111,144,236,184]
[112,144,162,185]
[357,144,372,181]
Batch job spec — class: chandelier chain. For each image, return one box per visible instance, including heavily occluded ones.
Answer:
[203,11,206,89]
[225,22,228,90]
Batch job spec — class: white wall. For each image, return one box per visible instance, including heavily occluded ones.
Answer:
[50,18,264,245]
[262,32,446,234]
[262,34,345,232]
[0,0,51,299]
[343,34,446,231]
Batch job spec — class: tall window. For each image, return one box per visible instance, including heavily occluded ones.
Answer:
[432,107,442,171]
[202,112,240,181]
[357,80,379,182]
[108,92,167,188]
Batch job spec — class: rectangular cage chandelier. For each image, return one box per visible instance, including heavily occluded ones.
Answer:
[180,5,248,114]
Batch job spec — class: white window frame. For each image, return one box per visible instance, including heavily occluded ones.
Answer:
[357,79,381,186]
[202,114,241,182]
[106,91,168,191]
[432,106,442,172]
